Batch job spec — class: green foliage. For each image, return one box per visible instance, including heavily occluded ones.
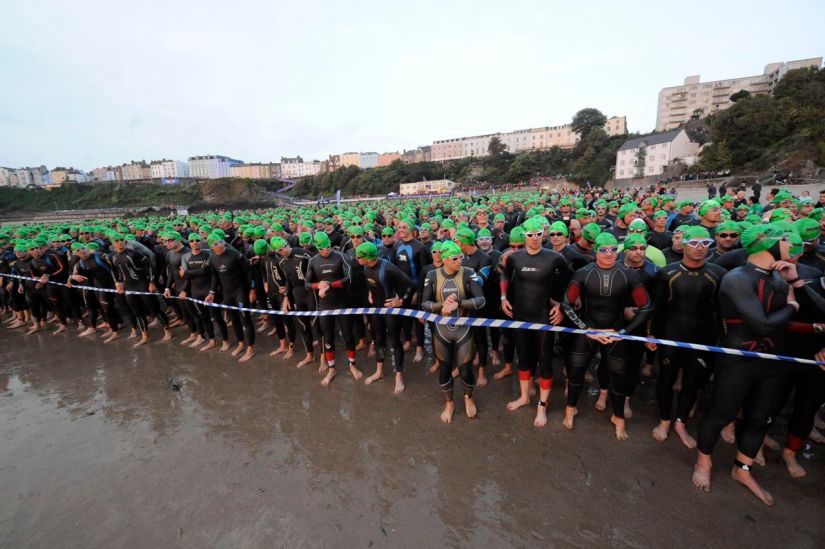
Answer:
[729,89,751,102]
[487,136,507,157]
[571,108,607,139]
[693,67,825,172]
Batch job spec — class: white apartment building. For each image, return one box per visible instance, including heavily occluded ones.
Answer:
[615,129,700,180]
[431,116,627,162]
[656,58,823,131]
[188,155,243,179]
[280,156,322,178]
[150,160,189,179]
[359,152,379,169]
[0,167,14,187]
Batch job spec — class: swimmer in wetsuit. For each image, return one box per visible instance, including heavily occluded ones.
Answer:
[421,240,486,424]
[561,232,653,440]
[649,226,726,448]
[500,218,571,427]
[357,242,415,394]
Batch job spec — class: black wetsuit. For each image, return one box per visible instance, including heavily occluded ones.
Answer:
[562,263,653,418]
[279,248,316,353]
[182,249,228,342]
[501,248,571,387]
[305,250,354,364]
[651,261,726,423]
[461,248,494,368]
[112,247,168,332]
[208,247,254,346]
[696,263,795,459]
[262,252,293,346]
[167,245,202,336]
[75,252,122,331]
[421,267,486,398]
[393,238,431,349]
[363,258,414,372]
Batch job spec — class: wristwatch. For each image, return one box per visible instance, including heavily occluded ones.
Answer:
[814,324,823,334]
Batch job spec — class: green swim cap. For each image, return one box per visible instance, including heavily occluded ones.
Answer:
[623,233,647,248]
[477,228,492,238]
[549,221,568,237]
[794,218,821,241]
[494,213,506,222]
[682,226,711,241]
[431,241,443,253]
[188,233,201,242]
[70,242,85,252]
[741,224,784,255]
[381,227,395,237]
[628,219,648,234]
[522,219,543,234]
[299,232,312,246]
[314,232,331,250]
[788,231,804,257]
[454,228,476,245]
[698,200,721,217]
[441,219,456,229]
[270,237,287,251]
[716,220,740,234]
[594,233,619,249]
[509,227,525,245]
[253,239,269,256]
[440,240,462,258]
[653,210,668,219]
[86,242,101,251]
[355,242,378,261]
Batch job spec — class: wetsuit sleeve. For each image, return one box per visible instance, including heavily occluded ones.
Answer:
[562,269,590,329]
[648,269,669,336]
[460,269,486,311]
[420,271,440,313]
[794,280,825,316]
[208,255,219,294]
[331,253,351,289]
[48,253,66,279]
[722,271,796,338]
[500,252,514,297]
[552,254,573,302]
[305,258,318,291]
[239,253,252,290]
[621,273,653,334]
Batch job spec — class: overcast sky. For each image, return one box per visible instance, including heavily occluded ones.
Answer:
[1,0,822,170]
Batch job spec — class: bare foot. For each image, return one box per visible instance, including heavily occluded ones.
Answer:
[476,370,488,388]
[78,327,96,338]
[266,326,278,337]
[348,364,363,381]
[318,358,329,374]
[365,370,383,385]
[103,331,120,344]
[754,447,766,467]
[441,402,454,424]
[321,368,336,387]
[507,396,530,412]
[491,352,500,369]
[238,348,256,363]
[270,344,287,357]
[816,416,825,431]
[595,390,608,412]
[128,328,138,340]
[810,428,825,444]
[782,448,807,479]
[493,364,513,380]
[534,405,548,428]
[52,325,66,335]
[692,463,712,493]
[219,340,231,352]
[283,346,295,360]
[355,339,366,352]
[472,355,480,367]
[402,341,411,352]
[132,334,150,348]
[652,420,670,442]
[731,466,774,506]
[624,399,633,419]
[26,324,41,335]
[429,361,439,375]
[367,343,376,358]
[161,329,173,342]
[413,348,424,363]
[464,395,477,419]
[201,339,217,352]
[189,336,205,348]
[721,422,736,444]
[296,354,314,368]
[674,421,697,449]
[231,343,245,357]
[394,375,405,395]
[562,406,578,430]
[611,416,629,441]
[181,333,196,346]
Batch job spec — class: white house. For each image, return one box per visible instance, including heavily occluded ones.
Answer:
[615,129,700,180]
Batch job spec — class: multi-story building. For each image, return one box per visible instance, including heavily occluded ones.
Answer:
[120,161,151,181]
[49,167,69,185]
[615,129,700,180]
[187,155,243,179]
[0,167,14,187]
[280,156,322,178]
[656,58,823,131]
[12,166,49,187]
[359,152,379,169]
[399,179,455,196]
[431,116,627,162]
[150,159,189,179]
[327,154,342,172]
[338,152,360,168]
[229,163,282,179]
[377,152,402,167]
[401,146,431,164]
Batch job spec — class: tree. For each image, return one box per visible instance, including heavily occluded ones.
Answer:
[488,136,507,157]
[571,108,607,139]
[729,89,750,102]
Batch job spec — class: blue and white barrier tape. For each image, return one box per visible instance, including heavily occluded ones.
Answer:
[3,273,824,366]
